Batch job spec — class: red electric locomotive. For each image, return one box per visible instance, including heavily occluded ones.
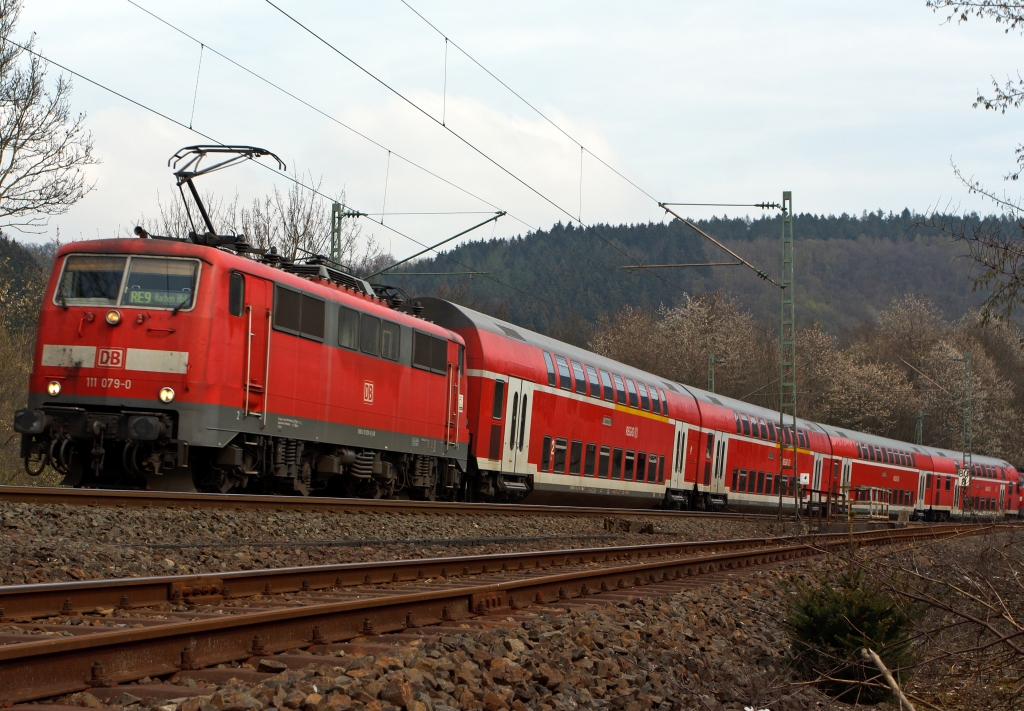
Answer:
[13,147,470,500]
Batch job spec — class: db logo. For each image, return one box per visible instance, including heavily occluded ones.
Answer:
[97,348,125,369]
[363,381,374,404]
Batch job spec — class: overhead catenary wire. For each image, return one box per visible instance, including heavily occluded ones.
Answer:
[263,0,691,295]
[3,36,588,321]
[123,0,537,233]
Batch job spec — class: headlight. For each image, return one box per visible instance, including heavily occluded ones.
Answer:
[105,309,121,325]
[47,380,61,396]
[158,387,175,403]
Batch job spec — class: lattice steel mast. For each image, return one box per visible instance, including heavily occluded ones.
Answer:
[778,192,797,518]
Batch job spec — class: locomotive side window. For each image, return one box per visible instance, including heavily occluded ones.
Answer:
[554,355,572,390]
[553,438,567,473]
[229,272,245,316]
[598,446,610,478]
[600,371,614,401]
[274,286,302,333]
[626,379,638,408]
[586,365,601,398]
[569,441,583,475]
[273,285,324,340]
[543,352,556,386]
[584,443,596,476]
[413,332,448,374]
[338,307,359,349]
[612,374,626,404]
[492,380,505,419]
[56,255,127,305]
[638,383,650,411]
[360,315,381,356]
[612,448,623,479]
[380,321,400,361]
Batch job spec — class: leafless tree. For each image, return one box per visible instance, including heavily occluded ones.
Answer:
[0,0,97,232]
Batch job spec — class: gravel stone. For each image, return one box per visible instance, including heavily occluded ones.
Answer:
[0,501,786,585]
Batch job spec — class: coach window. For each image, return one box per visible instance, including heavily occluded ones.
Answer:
[229,272,245,316]
[571,361,587,393]
[734,412,741,434]
[338,307,359,349]
[553,438,568,473]
[767,421,777,442]
[648,453,658,482]
[554,355,572,390]
[626,380,639,408]
[613,375,627,405]
[731,468,739,490]
[598,446,611,478]
[757,471,765,494]
[945,476,951,491]
[766,471,774,494]
[660,389,669,416]
[624,450,636,481]
[541,435,552,472]
[600,371,614,401]
[612,448,623,479]
[650,386,660,413]
[741,414,750,437]
[543,352,556,387]
[381,322,400,361]
[638,383,650,411]
[759,419,768,439]
[492,380,505,419]
[739,469,748,492]
[584,444,597,476]
[637,451,647,482]
[586,366,601,398]
[569,441,583,475]
[658,455,666,484]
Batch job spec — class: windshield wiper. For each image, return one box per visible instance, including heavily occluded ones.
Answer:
[171,293,192,316]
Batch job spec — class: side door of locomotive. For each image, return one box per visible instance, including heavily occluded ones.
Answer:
[501,376,535,474]
[241,274,272,422]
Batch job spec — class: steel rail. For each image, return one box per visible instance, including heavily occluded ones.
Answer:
[0,524,993,702]
[0,485,779,518]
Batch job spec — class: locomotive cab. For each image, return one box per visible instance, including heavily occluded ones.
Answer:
[15,241,206,491]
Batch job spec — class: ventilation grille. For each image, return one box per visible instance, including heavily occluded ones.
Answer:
[497,324,526,341]
[708,396,723,407]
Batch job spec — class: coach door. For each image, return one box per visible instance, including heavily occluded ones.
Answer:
[812,453,824,493]
[502,377,535,474]
[917,471,927,511]
[710,436,728,495]
[671,422,687,489]
[242,275,272,424]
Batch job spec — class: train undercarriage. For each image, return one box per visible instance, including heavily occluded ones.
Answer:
[14,405,527,502]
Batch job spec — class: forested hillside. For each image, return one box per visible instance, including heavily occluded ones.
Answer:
[388,210,1001,339]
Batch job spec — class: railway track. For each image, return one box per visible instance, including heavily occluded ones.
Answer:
[0,523,992,704]
[0,485,778,519]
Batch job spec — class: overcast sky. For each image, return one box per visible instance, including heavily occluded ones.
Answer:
[12,0,1024,259]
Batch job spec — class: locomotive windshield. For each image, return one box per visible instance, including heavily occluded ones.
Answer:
[56,255,200,310]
